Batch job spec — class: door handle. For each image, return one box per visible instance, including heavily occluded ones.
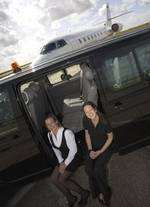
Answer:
[13,134,19,139]
[114,101,123,109]
[0,146,11,152]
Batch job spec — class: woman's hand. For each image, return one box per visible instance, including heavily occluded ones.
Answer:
[59,162,67,174]
[89,150,102,159]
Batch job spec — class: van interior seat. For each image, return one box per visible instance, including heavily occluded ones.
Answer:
[45,74,83,132]
[62,97,84,132]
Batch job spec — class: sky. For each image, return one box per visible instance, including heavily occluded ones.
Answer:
[0,0,150,72]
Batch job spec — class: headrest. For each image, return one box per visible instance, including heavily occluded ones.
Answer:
[22,82,40,104]
[80,63,94,81]
[84,70,94,81]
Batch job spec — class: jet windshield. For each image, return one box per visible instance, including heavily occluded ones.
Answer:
[40,39,67,55]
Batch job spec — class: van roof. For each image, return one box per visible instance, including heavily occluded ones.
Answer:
[0,22,150,86]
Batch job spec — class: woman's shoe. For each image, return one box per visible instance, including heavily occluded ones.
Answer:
[103,188,112,207]
[98,194,106,206]
[68,195,78,207]
[78,190,90,207]
[98,198,110,207]
[104,188,112,202]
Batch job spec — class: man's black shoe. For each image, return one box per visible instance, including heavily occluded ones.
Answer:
[78,190,90,207]
[68,195,78,207]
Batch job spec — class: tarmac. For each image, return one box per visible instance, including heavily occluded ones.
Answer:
[5,145,150,207]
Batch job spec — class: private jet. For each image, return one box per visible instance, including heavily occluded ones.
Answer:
[31,4,130,68]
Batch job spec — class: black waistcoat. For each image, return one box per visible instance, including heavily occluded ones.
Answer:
[48,129,69,160]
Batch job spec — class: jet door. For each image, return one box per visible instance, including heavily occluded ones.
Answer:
[93,44,150,151]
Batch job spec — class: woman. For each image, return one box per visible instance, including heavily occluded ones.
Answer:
[45,114,90,207]
[83,102,114,206]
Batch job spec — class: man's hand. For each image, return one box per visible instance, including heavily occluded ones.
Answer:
[59,162,67,174]
[89,150,102,159]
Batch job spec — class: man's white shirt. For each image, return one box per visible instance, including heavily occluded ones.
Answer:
[48,127,77,166]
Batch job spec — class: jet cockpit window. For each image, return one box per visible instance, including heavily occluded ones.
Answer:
[40,42,56,54]
[56,40,67,48]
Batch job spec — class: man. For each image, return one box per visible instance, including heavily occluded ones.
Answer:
[45,114,90,207]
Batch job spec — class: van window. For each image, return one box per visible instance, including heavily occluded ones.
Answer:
[48,65,81,85]
[48,70,65,84]
[135,43,150,78]
[0,88,16,133]
[66,65,81,79]
[102,51,141,92]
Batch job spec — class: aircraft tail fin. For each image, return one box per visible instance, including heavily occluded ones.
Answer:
[93,3,133,29]
[105,3,133,29]
[106,3,112,28]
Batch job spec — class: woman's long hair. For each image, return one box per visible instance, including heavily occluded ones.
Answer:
[83,101,103,122]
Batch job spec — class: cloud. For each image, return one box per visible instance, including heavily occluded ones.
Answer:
[0,0,9,9]
[0,34,18,47]
[139,0,150,4]
[0,10,9,22]
[72,0,92,13]
[1,46,16,57]
[49,6,74,21]
[37,0,92,21]
[98,3,107,17]
[121,0,150,9]
[0,0,150,71]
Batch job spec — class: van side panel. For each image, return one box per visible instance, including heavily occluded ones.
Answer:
[0,84,52,182]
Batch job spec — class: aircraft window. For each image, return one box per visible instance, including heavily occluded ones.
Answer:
[91,35,94,39]
[40,42,56,54]
[134,43,150,79]
[79,39,82,43]
[0,88,16,134]
[66,65,81,79]
[47,70,65,84]
[56,40,67,48]
[101,51,141,92]
[83,38,86,42]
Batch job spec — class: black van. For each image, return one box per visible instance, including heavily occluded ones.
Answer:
[0,25,150,185]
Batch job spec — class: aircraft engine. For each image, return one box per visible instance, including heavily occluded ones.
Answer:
[111,23,123,32]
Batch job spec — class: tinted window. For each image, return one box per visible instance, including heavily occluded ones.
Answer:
[135,43,150,78]
[47,65,81,85]
[40,42,56,54]
[0,86,45,175]
[0,88,16,131]
[101,51,141,92]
